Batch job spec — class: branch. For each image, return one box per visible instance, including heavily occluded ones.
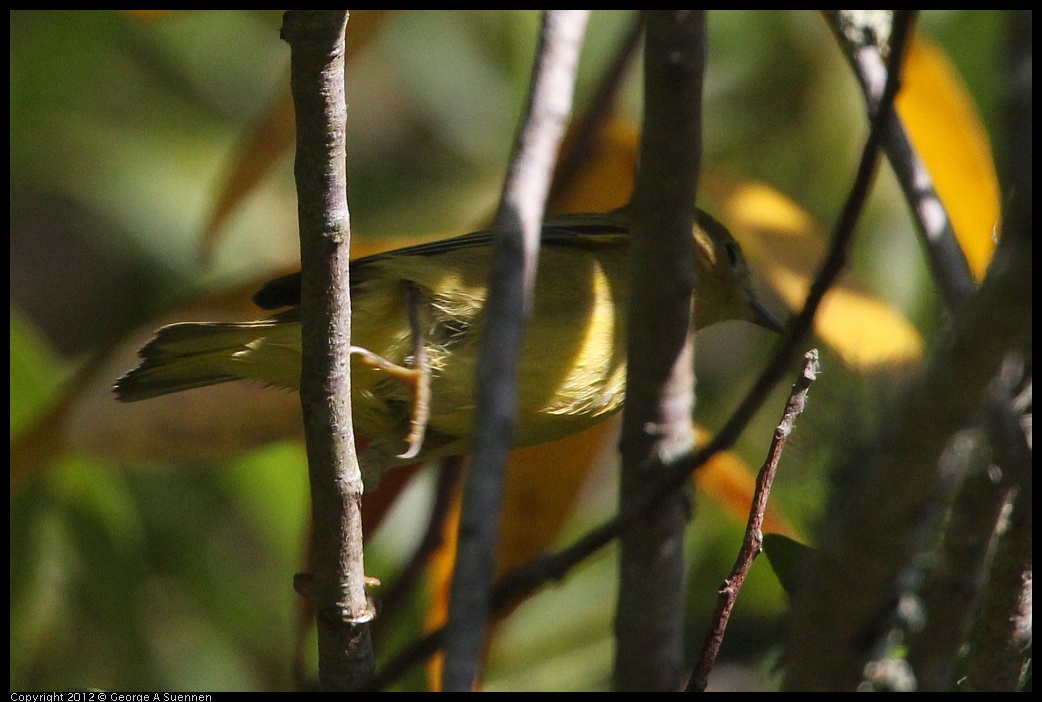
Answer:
[281,10,373,690]
[784,222,1030,689]
[961,10,1033,691]
[687,350,820,692]
[613,10,705,692]
[441,10,589,691]
[823,10,977,311]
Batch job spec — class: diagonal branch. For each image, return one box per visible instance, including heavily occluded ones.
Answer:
[687,350,820,692]
[822,10,977,310]
[441,10,590,691]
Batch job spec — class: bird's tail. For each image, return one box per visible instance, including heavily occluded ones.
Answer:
[114,318,297,402]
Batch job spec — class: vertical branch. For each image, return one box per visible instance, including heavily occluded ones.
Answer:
[281,11,373,690]
[904,393,1017,690]
[613,10,705,692]
[441,10,589,692]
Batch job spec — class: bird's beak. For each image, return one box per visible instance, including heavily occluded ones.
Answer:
[750,297,785,333]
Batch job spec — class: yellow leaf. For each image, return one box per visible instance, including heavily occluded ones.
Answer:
[548,118,638,214]
[776,267,924,367]
[719,181,924,367]
[497,421,617,576]
[897,37,1000,281]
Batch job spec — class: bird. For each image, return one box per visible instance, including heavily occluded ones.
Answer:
[115,208,781,480]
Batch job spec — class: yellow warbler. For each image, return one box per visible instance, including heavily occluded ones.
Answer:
[115,209,780,477]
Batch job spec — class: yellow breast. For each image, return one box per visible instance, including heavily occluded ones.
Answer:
[348,241,629,460]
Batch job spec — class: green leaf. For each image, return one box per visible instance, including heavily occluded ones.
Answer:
[762,533,813,601]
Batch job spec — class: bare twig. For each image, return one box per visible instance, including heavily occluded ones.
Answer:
[281,10,373,690]
[687,350,820,692]
[441,10,589,691]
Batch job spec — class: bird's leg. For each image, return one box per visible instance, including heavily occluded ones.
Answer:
[349,280,431,460]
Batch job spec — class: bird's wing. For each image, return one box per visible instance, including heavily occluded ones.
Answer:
[252,212,632,311]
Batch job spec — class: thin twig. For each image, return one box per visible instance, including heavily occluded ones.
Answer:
[687,350,820,692]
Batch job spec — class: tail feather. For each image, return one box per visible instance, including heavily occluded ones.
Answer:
[115,321,280,402]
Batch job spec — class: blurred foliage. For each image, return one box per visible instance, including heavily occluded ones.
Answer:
[10,10,1008,691]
